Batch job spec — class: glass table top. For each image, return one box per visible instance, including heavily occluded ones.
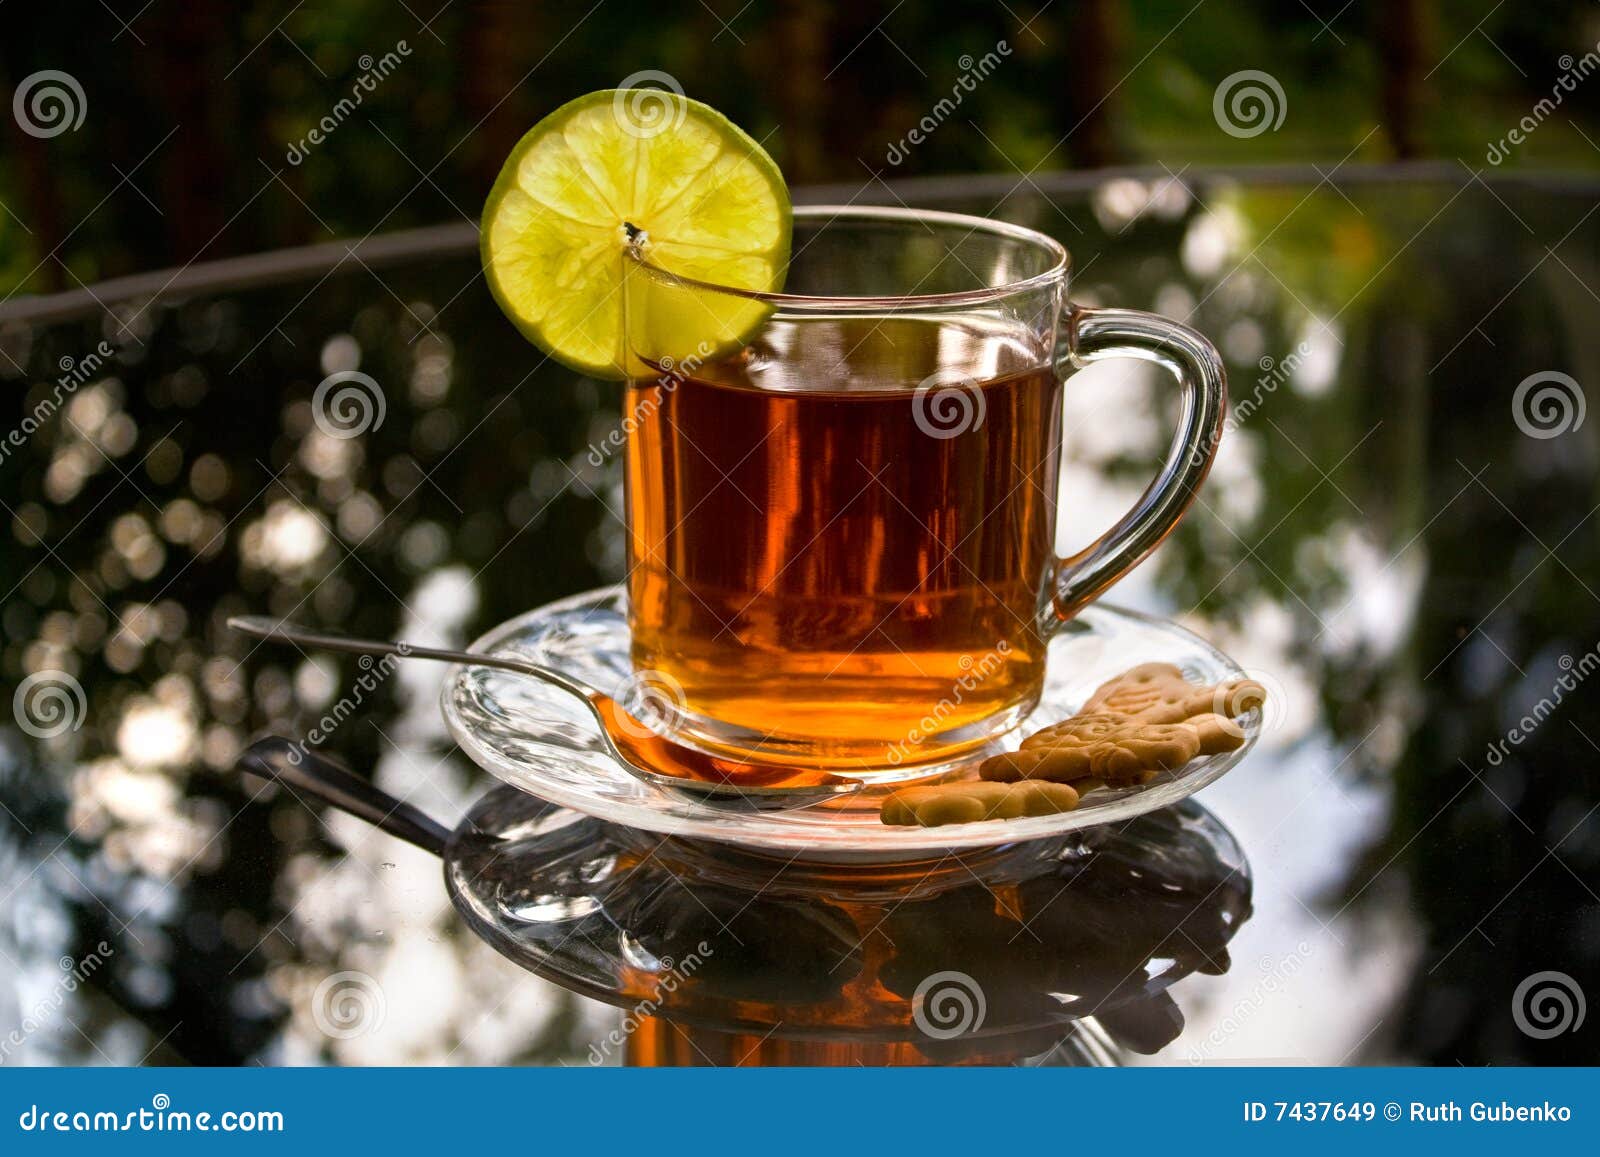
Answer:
[0,165,1596,1065]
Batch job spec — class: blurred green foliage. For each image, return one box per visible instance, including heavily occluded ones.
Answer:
[4,0,1600,295]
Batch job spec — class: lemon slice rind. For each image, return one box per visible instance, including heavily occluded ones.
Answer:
[481,89,791,380]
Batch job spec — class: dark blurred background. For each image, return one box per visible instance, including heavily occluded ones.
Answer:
[6,0,1600,291]
[2,1,1599,1068]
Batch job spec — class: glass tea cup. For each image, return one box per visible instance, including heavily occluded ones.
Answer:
[620,206,1224,777]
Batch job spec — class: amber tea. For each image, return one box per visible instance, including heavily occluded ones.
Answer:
[625,316,1062,768]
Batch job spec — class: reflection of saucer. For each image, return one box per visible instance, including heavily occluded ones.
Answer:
[443,586,1261,858]
[448,788,1251,1062]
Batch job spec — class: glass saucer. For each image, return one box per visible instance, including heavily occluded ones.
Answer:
[441,586,1261,859]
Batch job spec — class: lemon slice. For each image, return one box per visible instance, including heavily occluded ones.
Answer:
[481,88,791,379]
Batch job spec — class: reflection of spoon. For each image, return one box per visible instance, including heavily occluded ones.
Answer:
[227,616,862,810]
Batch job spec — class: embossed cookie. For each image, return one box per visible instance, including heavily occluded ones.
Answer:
[982,744,1162,786]
[983,713,1202,784]
[967,662,1266,790]
[1080,662,1266,726]
[1186,711,1251,755]
[880,780,1082,827]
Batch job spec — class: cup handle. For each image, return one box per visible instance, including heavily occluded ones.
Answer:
[1050,304,1227,620]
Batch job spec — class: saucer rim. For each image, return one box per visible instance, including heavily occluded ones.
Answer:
[441,585,1259,857]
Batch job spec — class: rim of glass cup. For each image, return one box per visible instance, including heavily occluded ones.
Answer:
[628,204,1071,310]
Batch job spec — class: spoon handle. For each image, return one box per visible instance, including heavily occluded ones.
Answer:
[237,736,451,856]
[226,615,595,699]
[226,616,861,806]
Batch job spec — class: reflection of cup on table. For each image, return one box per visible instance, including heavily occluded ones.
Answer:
[624,207,1225,775]
[605,797,1254,1065]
